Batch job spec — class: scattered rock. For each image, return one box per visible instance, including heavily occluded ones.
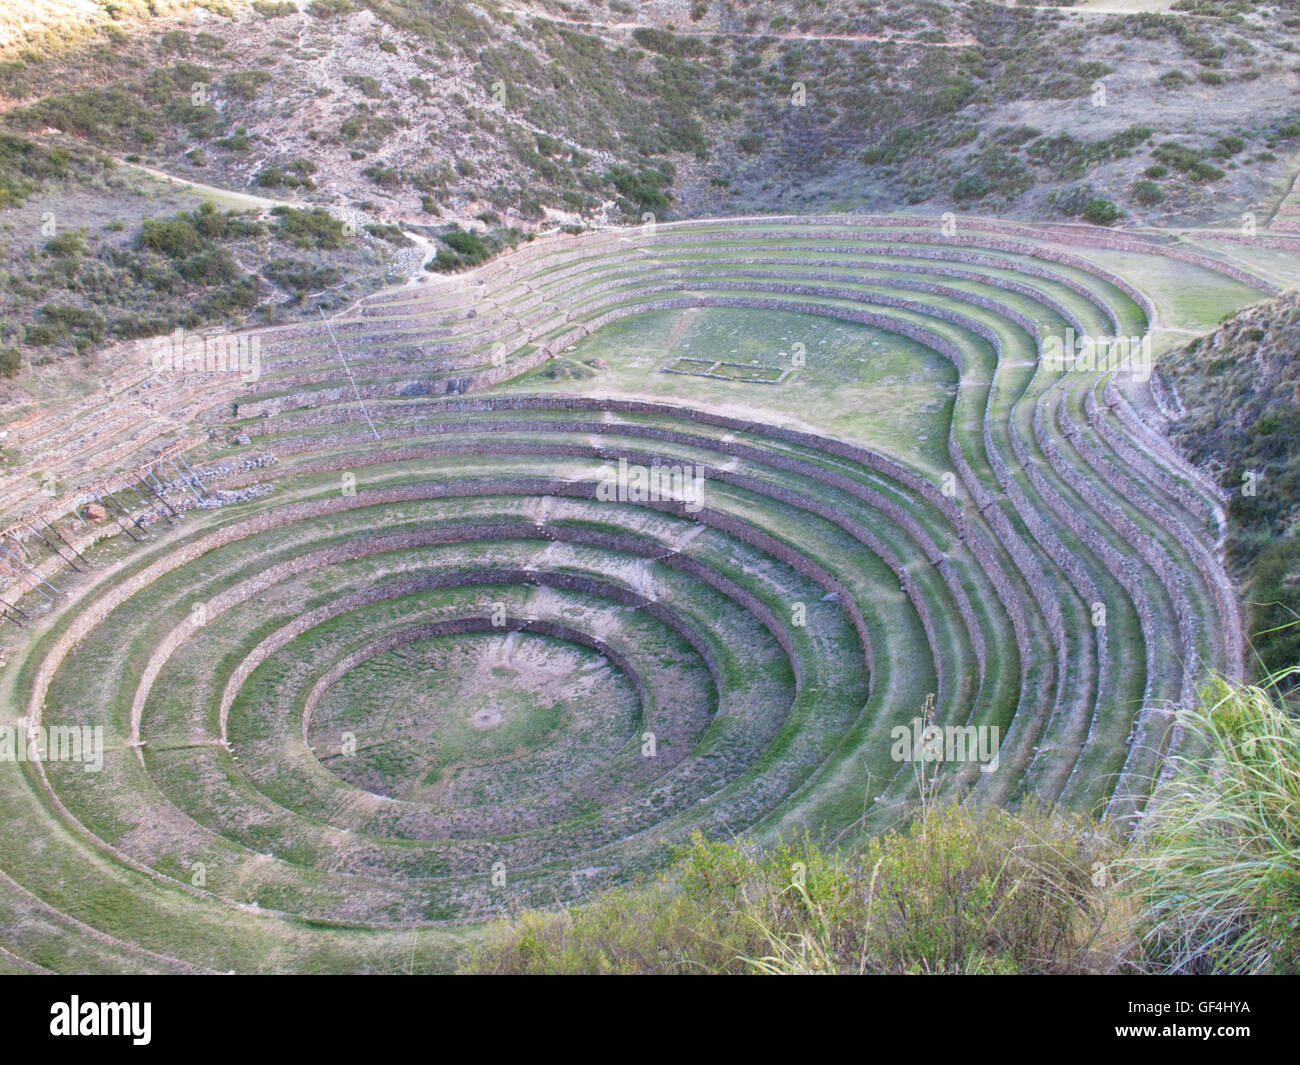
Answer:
[83,503,109,522]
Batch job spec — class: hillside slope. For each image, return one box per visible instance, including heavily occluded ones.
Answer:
[1157,292,1300,675]
[1,0,1298,394]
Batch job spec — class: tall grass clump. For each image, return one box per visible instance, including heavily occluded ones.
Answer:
[1123,671,1300,974]
[461,801,1118,975]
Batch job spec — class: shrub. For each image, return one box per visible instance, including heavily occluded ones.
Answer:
[1211,135,1245,159]
[362,164,402,188]
[272,206,348,248]
[223,70,273,100]
[1152,142,1224,183]
[0,133,73,207]
[343,74,385,99]
[159,30,190,56]
[607,166,674,211]
[35,303,104,348]
[1082,198,1120,225]
[0,346,21,377]
[262,258,343,292]
[946,126,979,148]
[991,125,1040,147]
[979,145,1033,199]
[138,217,202,258]
[1132,179,1164,206]
[442,228,491,263]
[931,76,976,115]
[363,222,412,246]
[631,28,704,58]
[256,165,315,190]
[1247,542,1300,677]
[308,0,356,16]
[43,231,86,258]
[952,173,990,202]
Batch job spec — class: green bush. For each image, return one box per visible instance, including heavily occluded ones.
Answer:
[631,28,705,58]
[442,228,490,262]
[607,165,673,211]
[34,303,104,350]
[256,164,316,190]
[262,258,343,292]
[1082,198,1120,225]
[363,222,412,246]
[43,231,86,258]
[272,206,348,248]
[0,346,21,377]
[1210,135,1245,159]
[343,74,385,99]
[138,217,203,258]
[952,173,990,202]
[1152,142,1224,183]
[223,70,274,100]
[362,164,401,188]
[1132,179,1164,206]
[0,133,73,207]
[308,0,356,16]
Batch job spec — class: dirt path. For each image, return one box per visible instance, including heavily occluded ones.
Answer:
[497,0,1190,44]
[113,158,289,211]
[496,6,978,46]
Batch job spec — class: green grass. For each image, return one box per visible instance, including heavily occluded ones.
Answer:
[514,306,956,474]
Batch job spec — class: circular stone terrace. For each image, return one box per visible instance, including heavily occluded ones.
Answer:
[0,213,1293,973]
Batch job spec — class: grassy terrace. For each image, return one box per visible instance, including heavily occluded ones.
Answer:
[0,215,1270,971]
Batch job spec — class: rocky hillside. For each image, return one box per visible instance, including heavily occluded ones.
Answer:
[1158,292,1300,677]
[0,0,1297,391]
[5,1,1298,227]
